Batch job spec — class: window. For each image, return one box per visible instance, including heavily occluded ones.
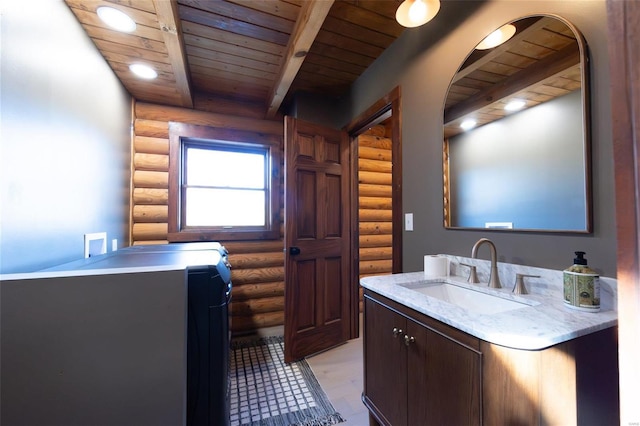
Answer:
[168,122,280,241]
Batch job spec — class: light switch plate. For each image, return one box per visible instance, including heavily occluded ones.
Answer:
[405,213,414,231]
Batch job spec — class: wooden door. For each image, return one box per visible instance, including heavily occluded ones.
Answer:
[363,296,408,426]
[284,116,352,362]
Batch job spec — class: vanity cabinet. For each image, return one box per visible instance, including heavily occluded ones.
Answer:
[363,292,481,426]
[481,327,619,425]
[363,289,619,426]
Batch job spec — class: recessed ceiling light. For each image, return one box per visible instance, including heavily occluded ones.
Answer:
[96,6,136,33]
[505,99,526,112]
[129,64,158,79]
[460,119,477,130]
[476,24,516,50]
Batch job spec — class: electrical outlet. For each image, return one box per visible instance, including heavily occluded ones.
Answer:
[112,239,118,251]
[405,213,414,231]
[84,232,107,258]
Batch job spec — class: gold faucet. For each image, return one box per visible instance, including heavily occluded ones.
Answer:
[471,238,502,288]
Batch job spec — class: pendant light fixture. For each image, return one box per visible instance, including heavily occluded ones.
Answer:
[396,0,440,28]
[475,23,516,50]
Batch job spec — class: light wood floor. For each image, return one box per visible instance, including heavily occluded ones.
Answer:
[306,333,368,425]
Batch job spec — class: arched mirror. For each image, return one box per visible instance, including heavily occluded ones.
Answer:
[443,15,591,232]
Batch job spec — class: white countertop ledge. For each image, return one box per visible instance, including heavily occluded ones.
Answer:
[360,271,618,351]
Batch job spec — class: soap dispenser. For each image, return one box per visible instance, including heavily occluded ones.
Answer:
[563,251,600,312]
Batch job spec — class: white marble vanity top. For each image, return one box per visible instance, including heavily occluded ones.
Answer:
[360,255,618,350]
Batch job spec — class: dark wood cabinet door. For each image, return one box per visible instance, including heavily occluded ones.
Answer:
[364,296,407,426]
[407,319,481,426]
[363,292,481,426]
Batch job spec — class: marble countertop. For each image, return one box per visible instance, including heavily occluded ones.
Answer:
[360,259,618,350]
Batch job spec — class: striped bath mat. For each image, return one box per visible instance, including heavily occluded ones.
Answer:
[230,336,345,426]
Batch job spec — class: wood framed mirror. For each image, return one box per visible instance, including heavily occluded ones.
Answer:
[443,15,591,232]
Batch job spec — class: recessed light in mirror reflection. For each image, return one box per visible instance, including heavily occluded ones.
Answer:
[129,64,158,79]
[476,24,516,50]
[505,99,526,112]
[460,119,477,130]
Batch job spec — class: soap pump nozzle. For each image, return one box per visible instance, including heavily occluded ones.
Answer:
[573,251,587,265]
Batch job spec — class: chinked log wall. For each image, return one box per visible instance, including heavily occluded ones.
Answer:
[132,102,285,333]
[358,126,393,309]
[131,102,393,332]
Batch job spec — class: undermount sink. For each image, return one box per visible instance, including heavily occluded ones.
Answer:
[400,281,532,315]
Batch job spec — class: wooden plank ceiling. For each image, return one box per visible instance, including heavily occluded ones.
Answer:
[444,16,583,138]
[64,0,404,119]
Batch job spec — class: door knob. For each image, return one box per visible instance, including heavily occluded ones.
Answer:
[289,247,301,255]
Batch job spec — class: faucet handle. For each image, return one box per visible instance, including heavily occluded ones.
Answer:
[460,263,479,284]
[513,273,540,295]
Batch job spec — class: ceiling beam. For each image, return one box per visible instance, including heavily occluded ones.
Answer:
[265,0,335,119]
[153,0,193,108]
[444,42,581,125]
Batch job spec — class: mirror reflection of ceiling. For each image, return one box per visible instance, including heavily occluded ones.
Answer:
[444,16,581,139]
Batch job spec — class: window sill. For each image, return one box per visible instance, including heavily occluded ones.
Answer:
[167,229,280,242]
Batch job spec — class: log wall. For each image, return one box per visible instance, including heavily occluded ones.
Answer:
[358,125,394,309]
[131,104,394,332]
[131,102,285,333]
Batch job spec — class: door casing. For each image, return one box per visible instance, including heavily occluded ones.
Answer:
[345,87,403,337]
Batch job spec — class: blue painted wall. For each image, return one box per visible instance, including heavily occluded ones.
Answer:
[0,1,132,273]
[449,90,587,231]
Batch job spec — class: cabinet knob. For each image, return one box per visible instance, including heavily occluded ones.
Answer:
[404,335,416,346]
[392,327,403,338]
